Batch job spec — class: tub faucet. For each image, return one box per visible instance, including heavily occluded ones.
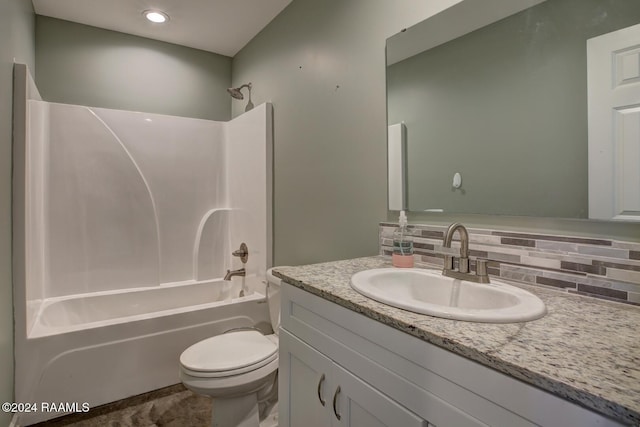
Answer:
[224,268,246,281]
[442,223,489,283]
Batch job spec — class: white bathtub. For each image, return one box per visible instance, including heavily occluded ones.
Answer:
[16,276,271,425]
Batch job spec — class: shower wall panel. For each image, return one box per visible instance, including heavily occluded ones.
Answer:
[225,103,273,277]
[28,102,228,298]
[93,108,225,285]
[44,102,161,297]
[23,95,271,304]
[24,100,48,307]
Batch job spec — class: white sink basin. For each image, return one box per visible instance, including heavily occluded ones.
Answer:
[350,268,546,323]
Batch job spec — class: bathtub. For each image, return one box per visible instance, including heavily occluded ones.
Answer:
[16,276,271,425]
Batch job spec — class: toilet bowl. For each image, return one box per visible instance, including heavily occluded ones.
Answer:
[179,268,282,427]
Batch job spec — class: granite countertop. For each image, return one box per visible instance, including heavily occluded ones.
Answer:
[273,256,640,426]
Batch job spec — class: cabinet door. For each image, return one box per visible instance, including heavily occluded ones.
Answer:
[333,364,428,427]
[279,329,334,427]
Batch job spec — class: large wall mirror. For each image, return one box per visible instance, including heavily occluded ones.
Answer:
[386,0,640,221]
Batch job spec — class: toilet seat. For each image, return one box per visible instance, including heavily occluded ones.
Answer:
[180,330,278,378]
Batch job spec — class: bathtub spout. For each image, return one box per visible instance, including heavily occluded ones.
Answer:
[224,268,246,281]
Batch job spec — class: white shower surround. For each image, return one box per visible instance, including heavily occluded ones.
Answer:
[25,100,272,303]
[13,65,273,424]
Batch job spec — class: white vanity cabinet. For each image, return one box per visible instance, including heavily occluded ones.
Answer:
[278,283,627,427]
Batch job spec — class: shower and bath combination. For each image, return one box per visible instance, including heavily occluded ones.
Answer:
[228,82,254,112]
[13,64,274,425]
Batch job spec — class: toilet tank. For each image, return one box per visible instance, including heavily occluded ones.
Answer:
[265,268,283,333]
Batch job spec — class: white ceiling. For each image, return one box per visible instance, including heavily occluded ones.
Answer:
[32,0,293,57]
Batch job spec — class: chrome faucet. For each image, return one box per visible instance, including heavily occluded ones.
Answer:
[225,243,248,280]
[224,268,246,281]
[442,223,489,283]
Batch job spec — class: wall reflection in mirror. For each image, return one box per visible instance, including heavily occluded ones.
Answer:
[386,0,640,221]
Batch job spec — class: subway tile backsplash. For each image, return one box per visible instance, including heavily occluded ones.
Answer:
[379,222,640,306]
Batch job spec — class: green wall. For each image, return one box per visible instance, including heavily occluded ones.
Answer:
[233,0,639,256]
[231,0,461,266]
[0,0,35,424]
[35,16,232,121]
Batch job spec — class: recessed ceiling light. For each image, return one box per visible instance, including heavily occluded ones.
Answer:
[143,10,169,24]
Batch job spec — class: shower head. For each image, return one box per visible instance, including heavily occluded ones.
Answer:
[227,87,244,100]
[227,83,254,112]
[227,83,252,100]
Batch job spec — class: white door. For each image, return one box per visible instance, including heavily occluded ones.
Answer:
[588,23,640,221]
[279,330,334,427]
[333,364,428,427]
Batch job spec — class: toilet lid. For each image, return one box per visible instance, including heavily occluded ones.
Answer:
[180,330,278,373]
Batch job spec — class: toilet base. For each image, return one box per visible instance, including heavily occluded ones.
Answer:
[209,375,278,427]
[212,394,259,427]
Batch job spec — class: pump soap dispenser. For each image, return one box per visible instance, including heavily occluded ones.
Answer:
[392,211,414,268]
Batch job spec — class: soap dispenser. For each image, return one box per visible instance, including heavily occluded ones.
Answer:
[392,211,414,268]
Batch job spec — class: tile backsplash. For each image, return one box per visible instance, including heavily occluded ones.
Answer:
[379,222,640,306]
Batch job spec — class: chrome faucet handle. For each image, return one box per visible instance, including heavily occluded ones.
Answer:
[443,255,454,270]
[232,242,248,264]
[475,259,490,283]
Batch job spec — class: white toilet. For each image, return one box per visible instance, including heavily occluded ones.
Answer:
[179,268,282,427]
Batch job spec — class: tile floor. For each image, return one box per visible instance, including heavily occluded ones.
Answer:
[30,384,278,427]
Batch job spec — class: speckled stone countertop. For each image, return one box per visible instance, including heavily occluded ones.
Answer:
[273,256,640,426]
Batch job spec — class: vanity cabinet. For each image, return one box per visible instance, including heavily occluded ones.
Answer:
[278,283,627,427]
